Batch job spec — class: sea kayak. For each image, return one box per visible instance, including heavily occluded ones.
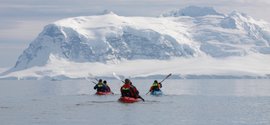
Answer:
[118,97,140,103]
[95,91,112,95]
[150,90,163,96]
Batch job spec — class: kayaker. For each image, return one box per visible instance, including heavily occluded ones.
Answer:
[130,82,139,98]
[103,80,111,92]
[94,79,106,92]
[120,79,138,98]
[149,80,162,92]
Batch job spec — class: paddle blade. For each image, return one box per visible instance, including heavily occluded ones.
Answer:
[166,73,172,79]
[160,73,172,83]
[88,73,99,81]
[113,72,121,80]
[113,72,125,83]
[88,73,94,78]
[139,96,145,102]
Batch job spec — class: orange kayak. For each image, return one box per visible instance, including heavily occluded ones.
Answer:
[118,97,140,103]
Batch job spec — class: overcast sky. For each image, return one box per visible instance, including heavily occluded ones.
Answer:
[0,0,269,68]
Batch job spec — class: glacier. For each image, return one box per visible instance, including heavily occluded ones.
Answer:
[1,6,270,80]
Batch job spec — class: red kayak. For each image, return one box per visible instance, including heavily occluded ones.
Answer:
[118,97,140,103]
[95,91,112,95]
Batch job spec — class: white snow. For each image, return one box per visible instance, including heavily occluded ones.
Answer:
[0,68,7,73]
[1,53,270,80]
[161,6,224,17]
[1,6,270,79]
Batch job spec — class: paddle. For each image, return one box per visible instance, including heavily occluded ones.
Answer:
[138,95,145,101]
[146,73,172,95]
[85,76,97,85]
[112,72,125,83]
[160,73,172,83]
[145,91,151,95]
[112,72,144,101]
[88,73,99,82]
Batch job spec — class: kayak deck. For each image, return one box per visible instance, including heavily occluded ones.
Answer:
[118,97,140,103]
[150,90,163,96]
[95,91,112,95]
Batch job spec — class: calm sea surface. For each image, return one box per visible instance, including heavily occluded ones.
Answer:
[0,79,270,125]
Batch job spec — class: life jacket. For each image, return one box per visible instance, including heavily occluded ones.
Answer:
[121,84,131,91]
[97,83,104,87]
[153,82,159,87]
[121,84,134,97]
[95,82,106,92]
[151,82,160,91]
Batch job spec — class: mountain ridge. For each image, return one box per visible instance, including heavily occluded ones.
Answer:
[1,6,270,79]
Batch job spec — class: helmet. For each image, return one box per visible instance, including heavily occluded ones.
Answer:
[154,80,158,83]
[98,79,102,83]
[125,79,130,84]
[103,80,107,84]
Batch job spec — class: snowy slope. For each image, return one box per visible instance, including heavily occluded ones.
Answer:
[11,12,197,71]
[2,54,270,80]
[0,68,7,74]
[161,6,224,17]
[1,6,270,79]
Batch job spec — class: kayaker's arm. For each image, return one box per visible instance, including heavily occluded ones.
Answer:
[159,83,162,88]
[146,87,153,95]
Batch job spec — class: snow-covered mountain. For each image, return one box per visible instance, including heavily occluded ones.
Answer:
[12,11,198,71]
[1,6,270,79]
[161,6,224,17]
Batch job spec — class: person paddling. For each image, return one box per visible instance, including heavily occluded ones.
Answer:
[130,82,139,98]
[149,80,162,93]
[120,79,139,98]
[94,79,106,92]
[120,79,144,101]
[103,80,111,92]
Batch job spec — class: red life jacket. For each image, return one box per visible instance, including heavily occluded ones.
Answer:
[121,84,131,92]
[121,84,135,97]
